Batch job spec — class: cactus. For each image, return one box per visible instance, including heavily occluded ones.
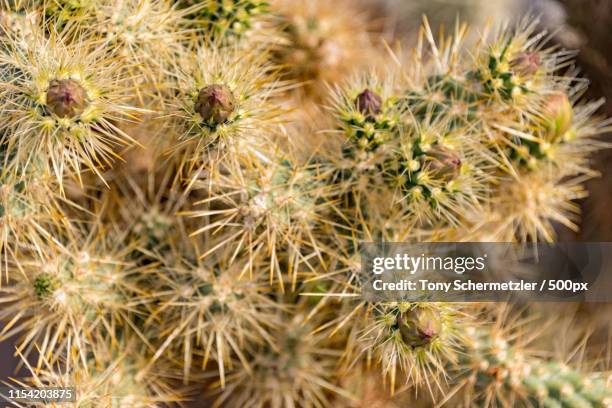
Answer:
[352,302,465,394]
[270,0,377,99]
[8,338,186,407]
[139,239,285,387]
[184,156,331,287]
[454,322,612,407]
[0,2,611,408]
[164,41,285,176]
[0,152,55,272]
[213,311,354,407]
[176,0,270,40]
[0,222,145,367]
[0,22,143,186]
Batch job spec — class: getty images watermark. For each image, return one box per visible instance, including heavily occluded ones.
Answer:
[360,242,612,302]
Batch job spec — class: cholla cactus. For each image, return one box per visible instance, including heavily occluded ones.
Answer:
[0,22,143,186]
[88,0,194,88]
[322,17,610,241]
[164,41,286,176]
[0,143,61,274]
[9,339,185,407]
[0,222,146,367]
[140,240,284,387]
[270,0,377,100]
[36,0,196,101]
[176,0,270,40]
[453,312,612,408]
[324,70,491,235]
[352,302,465,394]
[314,14,611,399]
[468,168,589,242]
[185,156,331,287]
[1,2,611,408]
[213,311,354,407]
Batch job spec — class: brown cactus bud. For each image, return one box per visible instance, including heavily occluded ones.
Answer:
[194,84,236,124]
[46,79,89,118]
[398,307,442,348]
[355,89,382,120]
[421,145,462,182]
[543,92,573,142]
[510,52,541,77]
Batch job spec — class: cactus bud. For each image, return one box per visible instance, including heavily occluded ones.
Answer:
[421,145,462,182]
[194,84,236,125]
[510,52,540,77]
[397,307,441,347]
[543,93,573,142]
[355,89,382,120]
[46,79,89,118]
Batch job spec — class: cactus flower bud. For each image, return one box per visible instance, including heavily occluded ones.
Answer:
[510,52,541,77]
[397,307,441,348]
[543,93,573,142]
[421,145,462,182]
[195,84,236,125]
[355,89,382,120]
[46,79,89,118]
